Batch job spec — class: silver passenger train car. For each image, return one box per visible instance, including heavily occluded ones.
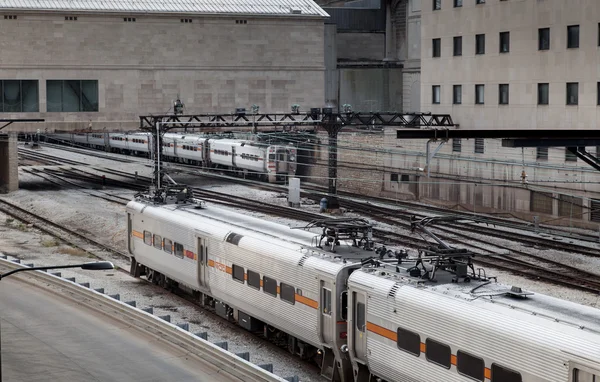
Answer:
[126,197,600,382]
[46,132,297,182]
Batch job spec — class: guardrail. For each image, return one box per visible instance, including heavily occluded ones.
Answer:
[0,255,297,382]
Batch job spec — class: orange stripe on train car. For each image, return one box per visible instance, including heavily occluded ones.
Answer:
[420,342,426,353]
[225,266,232,275]
[450,354,457,366]
[484,368,491,380]
[366,322,397,342]
[295,294,318,309]
[208,259,215,267]
[132,230,143,239]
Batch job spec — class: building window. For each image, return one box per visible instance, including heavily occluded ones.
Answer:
[565,148,577,162]
[401,174,410,182]
[432,38,441,57]
[432,85,441,104]
[567,82,578,105]
[453,36,462,56]
[597,82,600,105]
[475,34,485,54]
[322,288,332,315]
[567,25,580,48]
[538,27,550,50]
[356,302,365,332]
[263,276,277,296]
[530,192,553,214]
[453,85,462,104]
[499,31,510,53]
[396,327,421,357]
[433,0,441,10]
[174,242,184,258]
[499,84,509,105]
[180,18,192,23]
[0,80,39,112]
[153,235,162,250]
[475,84,484,104]
[3,15,17,20]
[538,83,549,105]
[391,173,399,182]
[536,147,548,161]
[476,0,485,3]
[163,238,172,254]
[474,138,484,154]
[232,264,245,282]
[425,338,451,369]
[46,80,98,112]
[457,350,485,381]
[454,0,462,7]
[143,231,152,246]
[452,138,462,152]
[247,270,261,290]
[65,16,77,21]
[124,17,136,22]
[280,283,295,304]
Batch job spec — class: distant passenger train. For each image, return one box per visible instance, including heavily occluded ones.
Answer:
[126,196,600,382]
[46,132,297,182]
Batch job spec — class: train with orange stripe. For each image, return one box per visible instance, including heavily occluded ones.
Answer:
[125,197,600,382]
[45,132,297,182]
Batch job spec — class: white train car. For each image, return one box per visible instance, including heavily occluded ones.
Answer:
[162,133,183,159]
[208,138,236,168]
[108,133,128,153]
[125,132,151,156]
[174,134,207,164]
[126,199,362,381]
[72,132,88,146]
[88,133,108,149]
[347,266,600,382]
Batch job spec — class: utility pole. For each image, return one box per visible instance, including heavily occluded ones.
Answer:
[322,113,344,209]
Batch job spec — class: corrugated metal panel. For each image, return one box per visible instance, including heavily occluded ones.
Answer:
[0,0,329,16]
[324,7,384,32]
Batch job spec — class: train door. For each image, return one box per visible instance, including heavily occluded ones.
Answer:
[320,279,334,345]
[231,146,237,168]
[197,237,207,287]
[127,213,134,254]
[352,291,367,361]
[571,362,600,382]
[276,147,287,174]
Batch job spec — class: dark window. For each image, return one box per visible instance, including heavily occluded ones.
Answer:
[598,23,600,46]
[280,283,295,304]
[566,148,577,162]
[263,276,277,296]
[0,80,39,112]
[499,84,509,105]
[400,174,410,182]
[425,338,451,368]
[457,350,485,381]
[340,291,348,320]
[143,231,152,246]
[163,240,172,254]
[225,232,243,245]
[598,82,600,105]
[530,191,553,214]
[536,147,548,160]
[567,25,580,48]
[322,288,332,314]
[356,302,365,332]
[432,85,441,104]
[232,264,244,282]
[499,32,510,53]
[46,80,98,112]
[454,0,462,7]
[476,0,485,3]
[491,363,522,382]
[539,28,550,50]
[475,138,485,154]
[247,270,261,290]
[391,173,399,182]
[453,85,462,104]
[153,234,162,250]
[174,242,184,258]
[538,83,549,105]
[475,34,485,54]
[433,0,441,10]
[396,327,421,357]
[432,38,441,57]
[452,138,462,152]
[567,82,579,105]
[475,84,484,104]
[453,36,462,56]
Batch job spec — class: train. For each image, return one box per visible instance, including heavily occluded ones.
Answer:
[45,132,297,182]
[125,192,600,382]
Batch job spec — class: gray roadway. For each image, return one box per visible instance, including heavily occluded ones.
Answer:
[0,278,241,382]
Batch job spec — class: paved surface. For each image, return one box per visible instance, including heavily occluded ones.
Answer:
[0,277,241,382]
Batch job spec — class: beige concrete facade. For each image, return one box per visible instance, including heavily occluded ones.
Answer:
[0,133,18,193]
[0,13,325,132]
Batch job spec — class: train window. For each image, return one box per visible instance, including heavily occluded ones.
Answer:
[153,235,162,250]
[143,231,152,246]
[425,338,451,368]
[396,327,421,357]
[356,302,365,332]
[340,291,348,320]
[174,242,184,259]
[491,363,522,382]
[232,264,245,283]
[457,350,485,381]
[322,288,332,315]
[263,276,277,296]
[280,283,295,304]
[572,368,599,382]
[247,270,261,290]
[163,238,172,254]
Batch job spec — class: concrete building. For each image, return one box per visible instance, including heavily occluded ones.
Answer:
[0,0,328,133]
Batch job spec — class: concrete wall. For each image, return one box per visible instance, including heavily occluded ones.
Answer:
[0,13,326,132]
[337,32,385,61]
[339,68,403,111]
[0,133,18,193]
